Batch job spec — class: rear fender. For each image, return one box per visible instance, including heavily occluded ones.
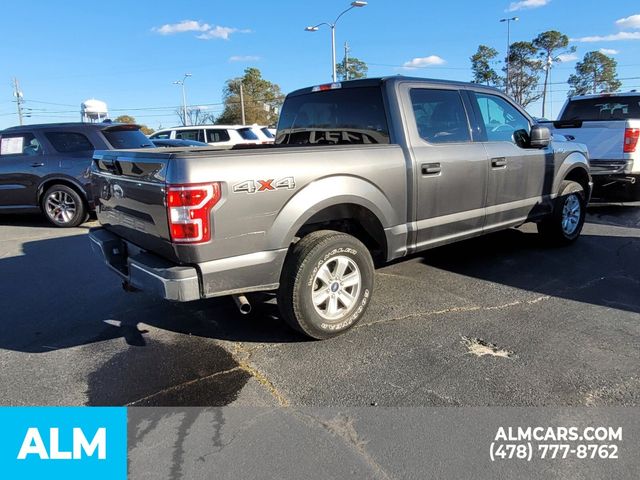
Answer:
[267,175,399,251]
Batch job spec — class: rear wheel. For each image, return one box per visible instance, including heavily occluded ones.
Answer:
[277,230,374,339]
[42,185,87,228]
[537,180,586,245]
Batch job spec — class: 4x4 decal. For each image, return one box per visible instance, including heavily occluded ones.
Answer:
[233,177,296,194]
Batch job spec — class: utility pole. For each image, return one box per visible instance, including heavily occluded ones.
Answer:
[343,42,350,80]
[239,83,246,125]
[12,78,24,126]
[593,67,598,94]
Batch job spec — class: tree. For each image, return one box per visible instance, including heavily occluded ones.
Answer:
[217,67,282,125]
[114,115,154,135]
[470,45,501,86]
[175,107,215,126]
[533,30,575,117]
[504,41,544,107]
[568,51,622,96]
[336,56,368,81]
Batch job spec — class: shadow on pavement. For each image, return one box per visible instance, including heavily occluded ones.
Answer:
[419,225,640,315]
[1,208,638,355]
[0,233,303,354]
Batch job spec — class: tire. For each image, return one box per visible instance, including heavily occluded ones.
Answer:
[277,230,374,339]
[41,185,87,228]
[537,180,586,245]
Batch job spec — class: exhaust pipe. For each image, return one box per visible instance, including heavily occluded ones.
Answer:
[233,294,252,315]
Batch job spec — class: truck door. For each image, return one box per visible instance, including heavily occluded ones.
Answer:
[0,132,45,209]
[468,91,551,230]
[402,85,489,250]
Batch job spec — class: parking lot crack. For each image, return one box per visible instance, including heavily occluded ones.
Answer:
[230,342,290,407]
[293,411,395,480]
[126,367,242,406]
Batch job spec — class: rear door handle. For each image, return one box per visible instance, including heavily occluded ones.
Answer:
[491,157,507,168]
[31,162,45,168]
[421,163,441,175]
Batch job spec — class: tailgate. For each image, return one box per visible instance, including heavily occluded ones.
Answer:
[91,150,174,257]
[552,120,626,160]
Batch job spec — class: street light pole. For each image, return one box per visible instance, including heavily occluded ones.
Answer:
[173,73,192,126]
[305,1,367,83]
[500,16,518,96]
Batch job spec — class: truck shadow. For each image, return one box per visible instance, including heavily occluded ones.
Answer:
[0,233,303,355]
[418,220,640,316]
[0,209,638,355]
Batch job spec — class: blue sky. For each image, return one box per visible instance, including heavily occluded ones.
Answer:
[1,0,639,129]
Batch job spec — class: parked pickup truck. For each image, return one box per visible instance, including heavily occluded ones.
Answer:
[542,92,640,201]
[89,77,591,339]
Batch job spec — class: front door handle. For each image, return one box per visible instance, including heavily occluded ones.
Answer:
[421,163,441,175]
[31,162,45,168]
[491,157,507,168]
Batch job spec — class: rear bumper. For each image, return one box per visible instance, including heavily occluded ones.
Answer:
[88,228,286,302]
[89,228,200,301]
[589,159,634,176]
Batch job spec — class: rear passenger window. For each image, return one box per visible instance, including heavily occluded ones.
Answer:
[175,129,204,142]
[207,129,231,143]
[45,132,94,153]
[410,89,471,144]
[0,133,42,156]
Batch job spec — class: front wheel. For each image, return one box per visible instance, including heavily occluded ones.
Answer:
[42,185,87,228]
[537,180,586,245]
[277,230,374,339]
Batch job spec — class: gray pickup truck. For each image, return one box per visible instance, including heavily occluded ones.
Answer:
[89,77,591,339]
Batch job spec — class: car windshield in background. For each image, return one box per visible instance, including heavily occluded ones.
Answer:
[560,96,640,121]
[238,128,259,140]
[276,86,390,145]
[103,127,154,149]
[261,127,275,139]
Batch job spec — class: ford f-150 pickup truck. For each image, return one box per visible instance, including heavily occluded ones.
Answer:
[542,92,640,201]
[88,77,591,339]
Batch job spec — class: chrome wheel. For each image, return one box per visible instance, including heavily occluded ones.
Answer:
[561,194,581,236]
[311,255,361,321]
[45,190,77,224]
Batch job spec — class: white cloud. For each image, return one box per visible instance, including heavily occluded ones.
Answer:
[153,20,210,35]
[507,0,550,12]
[402,56,446,69]
[616,14,640,30]
[229,55,261,62]
[557,53,578,62]
[152,20,249,40]
[599,48,619,55]
[572,31,640,42]
[197,26,251,40]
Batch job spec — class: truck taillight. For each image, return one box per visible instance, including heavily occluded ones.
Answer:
[624,128,640,153]
[166,183,221,243]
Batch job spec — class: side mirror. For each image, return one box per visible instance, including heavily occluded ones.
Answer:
[530,125,551,149]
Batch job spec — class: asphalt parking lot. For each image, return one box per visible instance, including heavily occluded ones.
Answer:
[1,206,639,408]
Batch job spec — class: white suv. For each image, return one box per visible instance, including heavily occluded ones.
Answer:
[149,125,261,148]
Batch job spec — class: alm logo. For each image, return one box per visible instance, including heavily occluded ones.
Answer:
[17,427,106,460]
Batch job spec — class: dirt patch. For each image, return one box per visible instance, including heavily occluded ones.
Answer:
[460,336,514,358]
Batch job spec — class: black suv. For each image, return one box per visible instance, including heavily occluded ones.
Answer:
[0,122,152,227]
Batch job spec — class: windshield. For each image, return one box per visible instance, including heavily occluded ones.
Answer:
[261,127,275,139]
[102,127,154,149]
[561,96,640,121]
[276,86,390,145]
